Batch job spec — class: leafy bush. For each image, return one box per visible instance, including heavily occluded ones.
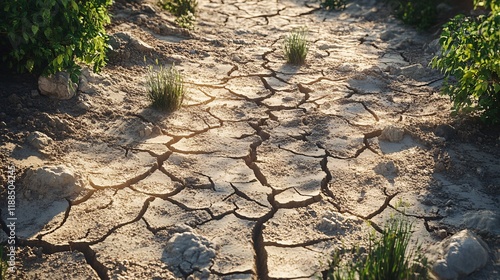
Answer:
[175,12,196,29]
[284,28,308,65]
[323,218,429,280]
[320,0,347,11]
[431,0,500,123]
[391,0,438,30]
[0,0,112,82]
[146,63,185,112]
[160,0,197,17]
[160,0,198,29]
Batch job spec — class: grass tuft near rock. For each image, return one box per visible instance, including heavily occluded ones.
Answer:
[323,217,429,280]
[146,63,185,112]
[284,28,308,65]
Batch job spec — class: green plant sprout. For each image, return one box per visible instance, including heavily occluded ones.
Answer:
[322,217,429,280]
[284,28,308,65]
[146,62,185,112]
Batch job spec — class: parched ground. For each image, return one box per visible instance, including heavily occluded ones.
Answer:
[1,0,499,279]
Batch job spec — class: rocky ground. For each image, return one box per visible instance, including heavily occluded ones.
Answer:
[1,0,499,279]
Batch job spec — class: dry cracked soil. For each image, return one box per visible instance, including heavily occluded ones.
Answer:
[1,0,500,279]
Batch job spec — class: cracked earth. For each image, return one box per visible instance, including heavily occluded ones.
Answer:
[1,0,500,279]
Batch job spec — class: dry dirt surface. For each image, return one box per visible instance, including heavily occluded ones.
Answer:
[1,0,500,279]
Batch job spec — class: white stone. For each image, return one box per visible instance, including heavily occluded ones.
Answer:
[22,165,82,200]
[430,230,489,280]
[163,232,216,277]
[38,72,77,100]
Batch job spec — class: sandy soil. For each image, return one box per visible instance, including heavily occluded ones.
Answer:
[1,0,499,279]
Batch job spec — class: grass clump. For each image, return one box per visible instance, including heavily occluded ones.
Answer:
[320,0,347,11]
[284,28,308,65]
[160,0,198,29]
[323,217,429,280]
[146,63,185,112]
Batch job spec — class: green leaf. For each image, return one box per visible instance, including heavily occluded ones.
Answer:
[26,60,34,72]
[31,25,39,35]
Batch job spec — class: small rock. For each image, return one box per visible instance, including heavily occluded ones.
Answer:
[430,230,489,280]
[22,165,82,200]
[38,72,77,100]
[162,232,216,277]
[30,90,40,98]
[27,131,53,150]
[379,125,405,142]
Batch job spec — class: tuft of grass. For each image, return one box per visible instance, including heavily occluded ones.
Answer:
[323,217,429,280]
[284,28,308,65]
[146,63,185,112]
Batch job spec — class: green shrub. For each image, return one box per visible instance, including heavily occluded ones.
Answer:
[146,63,185,112]
[160,0,197,17]
[175,11,196,29]
[320,0,347,11]
[323,218,429,280]
[284,28,308,65]
[431,0,500,123]
[393,0,438,30]
[160,0,197,29]
[0,0,112,82]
